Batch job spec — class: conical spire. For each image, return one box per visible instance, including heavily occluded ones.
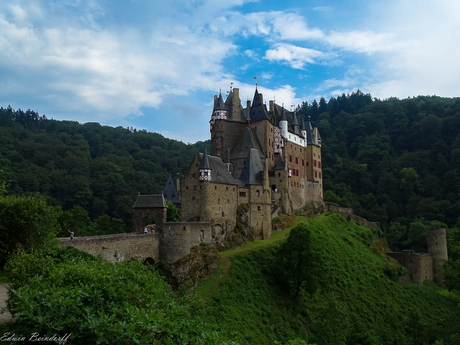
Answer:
[201,148,211,169]
[280,106,287,122]
[214,92,226,111]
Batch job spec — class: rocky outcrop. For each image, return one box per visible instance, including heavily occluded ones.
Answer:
[157,244,218,291]
[217,203,255,251]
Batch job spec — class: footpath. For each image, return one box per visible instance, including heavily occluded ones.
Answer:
[0,283,13,323]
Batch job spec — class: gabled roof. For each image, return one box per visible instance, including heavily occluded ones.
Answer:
[198,152,243,186]
[249,89,268,122]
[230,127,266,160]
[239,148,264,185]
[133,194,166,208]
[163,174,181,204]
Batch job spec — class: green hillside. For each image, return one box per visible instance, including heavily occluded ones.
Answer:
[198,214,460,345]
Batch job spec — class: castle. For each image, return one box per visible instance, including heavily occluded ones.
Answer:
[131,85,324,261]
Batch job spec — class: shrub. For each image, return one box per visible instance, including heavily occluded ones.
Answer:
[6,248,232,344]
[0,195,59,265]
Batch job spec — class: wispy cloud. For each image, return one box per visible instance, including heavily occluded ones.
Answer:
[264,43,331,69]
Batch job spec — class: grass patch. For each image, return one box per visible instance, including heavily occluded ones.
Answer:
[194,216,306,301]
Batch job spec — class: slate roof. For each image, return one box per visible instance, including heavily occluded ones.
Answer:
[163,174,181,204]
[199,152,244,186]
[230,127,266,160]
[274,155,286,170]
[249,89,268,122]
[213,92,226,111]
[200,148,211,169]
[304,118,321,146]
[239,148,264,185]
[132,194,166,208]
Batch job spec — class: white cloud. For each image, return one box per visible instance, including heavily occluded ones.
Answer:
[264,43,330,69]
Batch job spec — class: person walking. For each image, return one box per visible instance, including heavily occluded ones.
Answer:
[68,229,74,240]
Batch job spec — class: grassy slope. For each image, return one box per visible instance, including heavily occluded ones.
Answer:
[197,213,459,345]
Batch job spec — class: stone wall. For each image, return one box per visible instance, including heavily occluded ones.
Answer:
[159,222,213,263]
[325,202,378,230]
[388,250,433,284]
[59,233,160,263]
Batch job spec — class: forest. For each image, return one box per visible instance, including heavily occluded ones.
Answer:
[1,91,460,251]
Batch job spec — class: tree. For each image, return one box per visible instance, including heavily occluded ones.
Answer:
[166,200,181,221]
[0,195,59,265]
[276,223,319,297]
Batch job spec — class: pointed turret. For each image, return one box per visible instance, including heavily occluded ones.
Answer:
[210,91,228,131]
[249,88,268,122]
[279,106,288,138]
[301,117,307,138]
[199,148,212,182]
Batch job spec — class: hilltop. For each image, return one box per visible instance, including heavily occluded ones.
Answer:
[197,213,460,345]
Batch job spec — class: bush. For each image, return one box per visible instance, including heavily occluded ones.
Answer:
[0,195,59,265]
[6,247,233,344]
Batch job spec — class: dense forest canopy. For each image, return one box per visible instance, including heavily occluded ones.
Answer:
[0,105,209,234]
[1,91,460,250]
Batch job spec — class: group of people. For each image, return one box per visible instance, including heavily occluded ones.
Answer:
[144,225,155,234]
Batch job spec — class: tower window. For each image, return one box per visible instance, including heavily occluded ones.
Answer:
[256,190,260,196]
[258,206,260,211]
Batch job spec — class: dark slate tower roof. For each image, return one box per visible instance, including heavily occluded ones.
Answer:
[213,92,226,110]
[133,194,166,208]
[239,148,264,185]
[274,155,286,170]
[230,127,266,160]
[249,88,268,122]
[200,148,211,169]
[163,174,181,204]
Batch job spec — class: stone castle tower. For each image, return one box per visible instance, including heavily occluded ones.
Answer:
[427,228,448,284]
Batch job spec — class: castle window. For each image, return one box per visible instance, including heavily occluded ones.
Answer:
[306,162,309,166]
[218,198,220,204]
[278,173,280,177]
[319,172,322,179]
[295,157,298,164]
[239,192,246,197]
[314,160,317,167]
[319,162,322,168]
[192,196,195,201]
[227,199,229,203]
[319,155,321,159]
[302,159,305,166]
[215,186,217,189]
[258,206,260,211]
[193,173,195,178]
[222,212,225,217]
[289,155,292,162]
[314,153,316,157]
[186,186,189,189]
[233,188,235,191]
[315,171,317,178]
[226,187,228,191]
[256,190,260,196]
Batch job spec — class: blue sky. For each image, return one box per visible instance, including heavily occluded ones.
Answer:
[1,0,459,143]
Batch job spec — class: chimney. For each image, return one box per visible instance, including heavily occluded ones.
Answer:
[247,99,251,108]
[269,100,274,112]
[176,178,181,197]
